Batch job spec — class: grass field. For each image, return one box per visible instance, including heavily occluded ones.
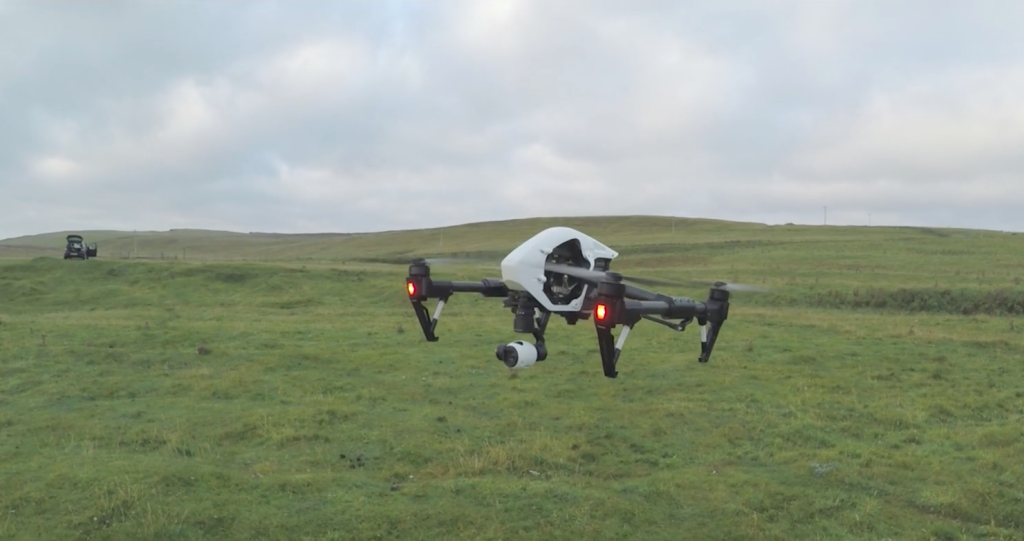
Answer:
[1,216,1023,540]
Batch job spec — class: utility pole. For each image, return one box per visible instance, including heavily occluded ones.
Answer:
[134,230,137,259]
[823,206,827,226]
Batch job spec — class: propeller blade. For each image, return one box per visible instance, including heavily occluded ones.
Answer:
[619,274,768,293]
[543,263,616,284]
[544,263,768,292]
[618,274,691,288]
[544,263,664,301]
[667,277,769,292]
[412,256,500,270]
[716,282,767,292]
[544,262,683,287]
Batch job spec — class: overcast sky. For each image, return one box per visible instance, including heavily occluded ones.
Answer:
[3,0,1023,239]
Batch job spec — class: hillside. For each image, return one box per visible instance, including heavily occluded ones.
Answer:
[1,215,1014,262]
[4,216,1023,298]
[2,216,1024,540]
[0,216,761,261]
[0,228,358,261]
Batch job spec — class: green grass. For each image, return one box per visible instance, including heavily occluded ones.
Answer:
[1,216,1023,540]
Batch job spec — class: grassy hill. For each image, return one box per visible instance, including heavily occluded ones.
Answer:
[3,216,762,261]
[6,216,1024,306]
[4,215,1011,262]
[1,216,1023,540]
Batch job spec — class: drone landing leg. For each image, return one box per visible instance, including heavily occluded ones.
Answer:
[432,298,447,325]
[698,320,707,360]
[411,293,451,342]
[594,311,641,378]
[411,301,437,341]
[596,326,618,378]
[697,317,721,363]
[615,325,632,353]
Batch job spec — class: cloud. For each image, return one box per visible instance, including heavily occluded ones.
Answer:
[2,0,1024,239]
[793,67,1024,181]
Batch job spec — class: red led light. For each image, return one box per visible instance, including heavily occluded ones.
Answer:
[407,282,416,296]
[596,303,607,320]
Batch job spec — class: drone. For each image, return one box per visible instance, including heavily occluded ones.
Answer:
[404,226,741,378]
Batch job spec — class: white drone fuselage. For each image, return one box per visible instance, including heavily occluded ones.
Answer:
[499,226,619,312]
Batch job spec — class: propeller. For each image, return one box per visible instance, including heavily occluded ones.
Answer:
[544,263,670,289]
[707,282,767,293]
[543,263,620,284]
[411,256,500,270]
[543,263,767,292]
[666,278,767,292]
[646,276,767,292]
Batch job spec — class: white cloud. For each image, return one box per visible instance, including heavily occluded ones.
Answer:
[254,39,371,103]
[29,155,86,183]
[794,67,1024,181]
[2,1,1024,239]
[15,37,375,190]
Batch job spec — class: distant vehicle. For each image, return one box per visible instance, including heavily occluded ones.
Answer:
[64,234,98,260]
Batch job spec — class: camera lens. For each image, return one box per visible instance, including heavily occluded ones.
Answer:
[503,346,518,367]
[496,344,518,366]
[513,307,534,333]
